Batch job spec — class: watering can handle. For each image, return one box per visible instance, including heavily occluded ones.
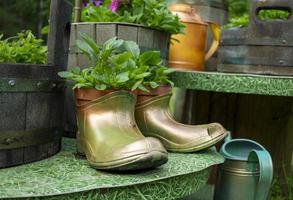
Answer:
[205,22,220,61]
[248,150,273,200]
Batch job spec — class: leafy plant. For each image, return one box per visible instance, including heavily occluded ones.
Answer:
[0,30,47,64]
[58,33,175,91]
[225,0,290,29]
[80,0,185,35]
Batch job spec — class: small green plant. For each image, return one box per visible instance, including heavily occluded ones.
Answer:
[269,164,293,200]
[58,33,174,91]
[80,0,185,35]
[0,30,47,64]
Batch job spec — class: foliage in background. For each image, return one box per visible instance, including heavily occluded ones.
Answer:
[81,0,185,34]
[269,166,293,200]
[0,0,51,38]
[225,0,290,29]
[58,33,174,91]
[0,31,47,64]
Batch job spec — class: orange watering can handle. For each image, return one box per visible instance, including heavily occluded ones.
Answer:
[205,21,221,61]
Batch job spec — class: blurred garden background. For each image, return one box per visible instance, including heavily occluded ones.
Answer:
[0,0,292,199]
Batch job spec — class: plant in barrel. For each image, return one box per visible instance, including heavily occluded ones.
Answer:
[0,0,72,168]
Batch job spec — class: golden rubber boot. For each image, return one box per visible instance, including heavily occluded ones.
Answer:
[135,93,228,153]
[76,91,168,171]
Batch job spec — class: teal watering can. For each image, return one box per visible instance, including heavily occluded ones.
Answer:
[214,134,273,200]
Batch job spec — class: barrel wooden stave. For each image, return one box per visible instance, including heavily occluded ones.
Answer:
[0,64,63,168]
[68,23,169,69]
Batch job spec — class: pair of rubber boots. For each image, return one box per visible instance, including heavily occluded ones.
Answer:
[76,89,227,171]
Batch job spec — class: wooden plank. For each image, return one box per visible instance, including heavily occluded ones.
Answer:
[47,139,61,156]
[0,151,6,168]
[3,148,24,167]
[76,23,96,41]
[138,27,154,49]
[117,24,138,42]
[77,53,91,68]
[191,90,211,125]
[0,64,53,79]
[23,145,40,163]
[26,93,51,129]
[0,93,26,131]
[225,94,238,132]
[209,93,228,126]
[50,93,64,129]
[67,53,78,69]
[47,0,72,70]
[153,30,169,65]
[96,24,117,44]
[69,24,77,53]
[233,95,293,179]
[153,31,169,56]
[64,88,78,137]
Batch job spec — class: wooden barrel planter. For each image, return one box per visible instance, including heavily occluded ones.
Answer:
[64,22,170,137]
[0,0,72,168]
[0,65,63,168]
[218,0,293,76]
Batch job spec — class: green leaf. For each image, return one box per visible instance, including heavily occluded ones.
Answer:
[135,72,151,79]
[116,72,130,83]
[150,81,159,88]
[112,52,133,65]
[138,84,150,92]
[139,51,161,65]
[73,82,93,89]
[79,32,100,54]
[104,37,123,50]
[76,39,94,61]
[41,25,49,35]
[131,79,143,91]
[123,41,140,58]
[58,71,74,78]
[163,68,176,74]
[95,84,107,90]
[71,67,81,74]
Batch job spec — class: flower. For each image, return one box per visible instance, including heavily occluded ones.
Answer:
[92,0,102,6]
[82,1,88,7]
[109,0,119,12]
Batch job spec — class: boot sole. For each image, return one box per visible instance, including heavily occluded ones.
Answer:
[156,131,228,153]
[81,150,168,171]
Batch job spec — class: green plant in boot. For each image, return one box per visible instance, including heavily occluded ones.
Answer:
[58,32,175,92]
[58,33,173,171]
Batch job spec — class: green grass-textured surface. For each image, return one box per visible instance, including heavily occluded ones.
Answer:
[0,138,223,199]
[171,71,293,97]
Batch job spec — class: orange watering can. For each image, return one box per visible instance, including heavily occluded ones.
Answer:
[168,4,220,71]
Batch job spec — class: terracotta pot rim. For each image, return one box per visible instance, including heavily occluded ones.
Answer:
[74,88,137,102]
[136,85,172,96]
